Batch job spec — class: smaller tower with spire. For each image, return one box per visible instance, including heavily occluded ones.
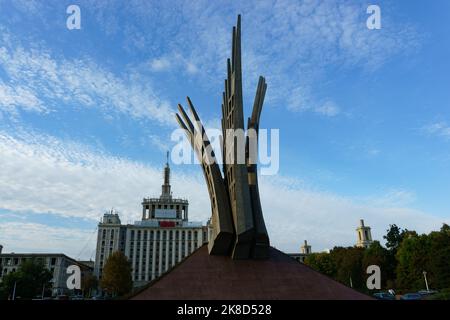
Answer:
[301,240,312,254]
[141,152,189,222]
[356,219,373,248]
[161,151,172,200]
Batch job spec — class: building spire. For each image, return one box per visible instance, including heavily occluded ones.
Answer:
[161,151,171,199]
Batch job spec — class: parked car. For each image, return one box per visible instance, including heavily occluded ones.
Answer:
[400,293,422,300]
[55,294,70,300]
[373,292,396,300]
[418,290,438,296]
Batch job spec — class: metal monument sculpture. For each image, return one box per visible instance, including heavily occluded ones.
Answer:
[175,15,269,259]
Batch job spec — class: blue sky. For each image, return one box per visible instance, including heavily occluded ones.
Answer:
[0,0,449,259]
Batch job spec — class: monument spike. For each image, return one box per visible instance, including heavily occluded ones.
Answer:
[175,113,189,134]
[177,104,195,135]
[175,15,269,259]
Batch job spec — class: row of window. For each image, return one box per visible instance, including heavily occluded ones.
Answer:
[144,204,187,210]
[130,229,199,241]
[1,266,56,277]
[0,257,57,266]
[130,240,197,281]
[102,228,125,240]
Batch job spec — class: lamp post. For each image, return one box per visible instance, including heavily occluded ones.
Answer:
[41,283,46,299]
[422,271,429,292]
[11,281,17,300]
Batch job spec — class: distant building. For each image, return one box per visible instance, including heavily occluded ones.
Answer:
[356,219,373,248]
[301,240,312,254]
[94,157,207,287]
[288,240,312,263]
[0,249,93,296]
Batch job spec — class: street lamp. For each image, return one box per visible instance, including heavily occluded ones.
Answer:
[422,271,429,292]
[11,281,17,300]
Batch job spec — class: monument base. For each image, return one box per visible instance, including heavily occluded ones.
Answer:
[130,245,371,300]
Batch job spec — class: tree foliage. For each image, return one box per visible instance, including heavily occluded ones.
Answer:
[0,259,53,300]
[81,273,98,297]
[396,224,450,291]
[330,247,365,290]
[100,251,132,297]
[304,252,336,277]
[304,223,450,293]
[362,241,389,288]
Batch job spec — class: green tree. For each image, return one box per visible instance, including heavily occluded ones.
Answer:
[82,273,99,298]
[426,224,450,289]
[0,259,53,300]
[362,241,390,289]
[100,251,132,297]
[383,224,418,288]
[384,224,404,252]
[396,233,430,291]
[331,247,365,290]
[304,252,336,278]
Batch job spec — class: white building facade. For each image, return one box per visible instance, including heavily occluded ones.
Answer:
[0,250,93,296]
[94,159,207,287]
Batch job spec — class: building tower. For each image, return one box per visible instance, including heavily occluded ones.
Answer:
[94,209,126,279]
[141,154,188,221]
[161,151,172,200]
[94,156,207,287]
[301,240,311,254]
[356,219,373,248]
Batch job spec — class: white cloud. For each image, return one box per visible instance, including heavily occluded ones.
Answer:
[0,29,175,125]
[1,1,420,119]
[186,62,198,75]
[149,57,172,71]
[0,82,46,113]
[287,90,340,117]
[142,1,419,115]
[0,129,446,256]
[147,53,199,75]
[423,122,450,139]
[260,177,447,252]
[0,222,95,260]
[315,101,340,117]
